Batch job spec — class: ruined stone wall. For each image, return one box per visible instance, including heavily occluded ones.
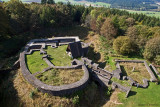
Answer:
[112,82,131,98]
[115,60,157,82]
[20,52,89,96]
[150,64,160,78]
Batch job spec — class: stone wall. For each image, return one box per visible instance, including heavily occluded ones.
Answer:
[115,60,157,82]
[150,64,160,78]
[20,51,89,96]
[143,61,157,82]
[112,82,131,98]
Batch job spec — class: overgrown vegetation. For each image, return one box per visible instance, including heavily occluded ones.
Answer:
[36,68,84,86]
[120,62,151,84]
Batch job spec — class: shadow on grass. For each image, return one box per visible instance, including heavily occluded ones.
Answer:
[120,66,128,76]
[63,81,110,107]
[128,91,137,98]
[0,70,22,106]
[87,47,101,62]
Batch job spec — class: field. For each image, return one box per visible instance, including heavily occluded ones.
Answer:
[118,83,160,107]
[119,62,150,84]
[36,68,84,86]
[26,51,49,74]
[1,0,110,7]
[45,45,72,66]
[125,9,160,18]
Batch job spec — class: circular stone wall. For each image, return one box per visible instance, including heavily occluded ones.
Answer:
[20,38,89,96]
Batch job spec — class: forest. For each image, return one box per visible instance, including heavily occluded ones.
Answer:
[0,0,160,64]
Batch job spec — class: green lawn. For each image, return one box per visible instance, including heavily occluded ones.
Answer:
[45,45,72,66]
[26,51,49,74]
[118,83,160,107]
[106,56,145,71]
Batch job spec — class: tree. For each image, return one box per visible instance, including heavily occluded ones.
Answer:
[143,37,160,61]
[0,3,11,40]
[4,0,30,33]
[125,26,138,40]
[113,36,138,55]
[126,17,135,27]
[100,18,117,40]
[40,6,56,27]
[41,0,46,4]
[47,0,55,4]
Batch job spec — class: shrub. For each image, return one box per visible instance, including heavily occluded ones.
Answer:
[154,55,160,65]
[72,95,79,105]
[113,36,138,55]
[29,91,35,99]
[143,37,160,61]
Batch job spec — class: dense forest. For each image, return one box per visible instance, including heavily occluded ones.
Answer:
[0,0,160,64]
[75,0,159,10]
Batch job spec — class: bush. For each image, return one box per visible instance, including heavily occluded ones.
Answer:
[154,55,160,65]
[143,37,160,61]
[29,91,35,99]
[72,95,79,105]
[113,36,138,55]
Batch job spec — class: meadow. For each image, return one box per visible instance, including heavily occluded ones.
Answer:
[125,9,160,18]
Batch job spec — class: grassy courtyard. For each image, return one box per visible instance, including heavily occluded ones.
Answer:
[119,63,150,84]
[45,45,72,66]
[118,83,160,107]
[26,51,49,74]
[36,69,84,86]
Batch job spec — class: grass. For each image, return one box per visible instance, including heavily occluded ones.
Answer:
[119,62,150,84]
[36,68,84,86]
[45,45,72,66]
[118,83,160,107]
[111,77,131,87]
[157,67,160,73]
[26,51,49,74]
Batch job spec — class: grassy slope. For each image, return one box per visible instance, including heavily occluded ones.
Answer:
[36,69,84,86]
[26,51,49,74]
[118,83,160,107]
[45,45,72,66]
